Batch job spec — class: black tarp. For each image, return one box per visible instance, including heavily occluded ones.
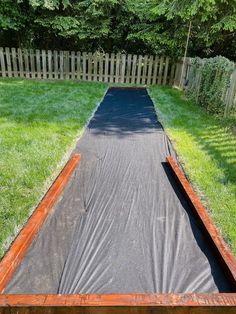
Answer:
[6,88,232,294]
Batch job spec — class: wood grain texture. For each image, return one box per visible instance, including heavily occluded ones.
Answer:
[0,154,81,293]
[0,293,236,308]
[166,156,236,287]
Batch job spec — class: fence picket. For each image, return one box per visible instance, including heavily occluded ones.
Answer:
[152,56,159,85]
[11,48,18,77]
[71,51,75,79]
[125,54,132,84]
[65,51,70,80]
[170,62,175,85]
[93,52,97,81]
[115,53,121,83]
[87,52,92,81]
[76,51,81,80]
[48,50,52,79]
[163,56,169,85]
[131,55,137,84]
[104,53,109,82]
[141,55,148,84]
[136,55,143,84]
[36,49,41,78]
[158,56,164,85]
[29,49,35,79]
[5,48,12,77]
[59,51,64,79]
[120,54,126,83]
[17,48,24,77]
[147,55,153,85]
[23,49,30,78]
[42,50,47,79]
[82,52,86,81]
[109,53,115,83]
[54,50,58,79]
[99,53,103,82]
[0,48,6,77]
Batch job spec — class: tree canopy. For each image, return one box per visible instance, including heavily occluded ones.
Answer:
[0,0,235,59]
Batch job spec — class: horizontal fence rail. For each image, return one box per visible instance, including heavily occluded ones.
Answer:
[0,47,175,85]
[174,57,236,116]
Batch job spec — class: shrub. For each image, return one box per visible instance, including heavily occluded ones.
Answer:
[186,56,235,114]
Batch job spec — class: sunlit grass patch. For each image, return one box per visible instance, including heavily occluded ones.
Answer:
[149,86,236,255]
[0,79,107,257]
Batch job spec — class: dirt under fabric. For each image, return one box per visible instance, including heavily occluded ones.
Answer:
[5,88,232,294]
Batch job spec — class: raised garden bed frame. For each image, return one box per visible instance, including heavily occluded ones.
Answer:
[0,155,235,313]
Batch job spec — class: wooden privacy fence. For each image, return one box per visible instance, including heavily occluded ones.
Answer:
[174,57,236,116]
[0,47,175,85]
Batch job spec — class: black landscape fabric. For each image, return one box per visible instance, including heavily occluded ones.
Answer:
[6,88,232,294]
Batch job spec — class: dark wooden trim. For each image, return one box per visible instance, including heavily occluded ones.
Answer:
[166,156,236,287]
[0,293,236,307]
[109,87,146,90]
[0,154,81,293]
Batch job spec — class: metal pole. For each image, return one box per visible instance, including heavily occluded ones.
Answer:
[179,20,192,89]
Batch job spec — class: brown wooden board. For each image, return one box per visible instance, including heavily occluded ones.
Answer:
[166,156,236,288]
[0,293,236,313]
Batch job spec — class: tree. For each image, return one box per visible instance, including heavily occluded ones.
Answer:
[0,0,235,60]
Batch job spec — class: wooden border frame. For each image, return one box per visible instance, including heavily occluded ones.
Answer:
[0,155,235,312]
[109,86,146,90]
[0,293,236,307]
[0,154,81,293]
[166,156,236,287]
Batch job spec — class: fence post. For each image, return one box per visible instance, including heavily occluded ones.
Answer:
[224,67,236,117]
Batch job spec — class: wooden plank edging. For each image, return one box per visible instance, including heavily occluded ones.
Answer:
[166,156,236,285]
[0,155,235,309]
[0,154,81,293]
[0,293,236,307]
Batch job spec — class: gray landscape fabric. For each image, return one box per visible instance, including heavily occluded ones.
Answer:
[6,88,232,294]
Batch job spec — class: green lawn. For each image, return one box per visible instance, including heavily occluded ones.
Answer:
[149,86,236,254]
[0,79,107,258]
[0,80,235,259]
